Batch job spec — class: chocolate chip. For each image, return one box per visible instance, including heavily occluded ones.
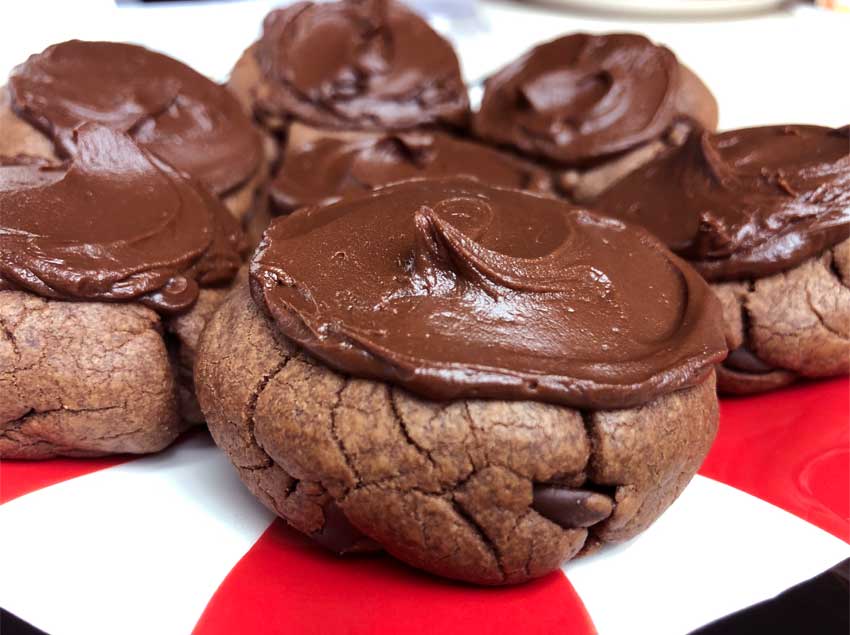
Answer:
[724,346,776,374]
[311,501,378,554]
[532,485,614,529]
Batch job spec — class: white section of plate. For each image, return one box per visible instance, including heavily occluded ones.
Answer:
[567,475,850,635]
[0,435,275,635]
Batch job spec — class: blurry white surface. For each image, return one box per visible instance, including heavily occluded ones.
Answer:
[464,2,850,129]
[0,0,847,130]
[532,0,790,17]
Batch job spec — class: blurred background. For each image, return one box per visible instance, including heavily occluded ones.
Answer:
[1,0,847,130]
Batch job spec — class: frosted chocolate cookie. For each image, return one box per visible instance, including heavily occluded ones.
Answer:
[228,0,469,134]
[269,123,552,213]
[472,33,718,201]
[195,177,726,584]
[3,40,268,227]
[594,125,850,393]
[0,124,245,458]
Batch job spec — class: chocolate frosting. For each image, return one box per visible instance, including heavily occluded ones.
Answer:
[270,130,551,213]
[9,40,263,195]
[0,124,244,314]
[253,0,469,130]
[252,177,725,409]
[594,125,850,281]
[474,33,695,165]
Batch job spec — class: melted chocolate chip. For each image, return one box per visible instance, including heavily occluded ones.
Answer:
[724,347,776,375]
[532,485,614,529]
[312,501,378,554]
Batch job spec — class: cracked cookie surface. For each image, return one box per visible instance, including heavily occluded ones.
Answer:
[0,292,188,458]
[196,282,719,585]
[714,238,850,394]
[0,286,233,458]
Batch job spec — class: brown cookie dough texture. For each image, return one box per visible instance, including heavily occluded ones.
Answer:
[714,239,850,393]
[165,288,231,424]
[0,287,232,459]
[0,88,54,158]
[0,292,176,458]
[197,281,718,585]
[472,33,717,202]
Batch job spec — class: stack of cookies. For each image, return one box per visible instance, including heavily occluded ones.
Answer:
[0,0,846,586]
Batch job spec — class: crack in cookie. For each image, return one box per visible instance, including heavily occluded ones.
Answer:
[714,239,850,393]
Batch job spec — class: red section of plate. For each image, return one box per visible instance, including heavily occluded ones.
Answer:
[701,377,849,542]
[193,520,596,635]
[0,429,205,505]
[0,455,130,504]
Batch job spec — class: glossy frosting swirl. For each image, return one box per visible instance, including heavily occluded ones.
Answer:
[9,40,263,195]
[270,129,551,213]
[252,177,725,409]
[474,33,706,165]
[594,125,850,281]
[0,124,244,314]
[253,0,469,130]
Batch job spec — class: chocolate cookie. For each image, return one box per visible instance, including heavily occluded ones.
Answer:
[228,0,469,134]
[195,178,726,584]
[4,40,268,227]
[0,124,245,458]
[269,123,552,214]
[472,33,718,202]
[594,125,850,393]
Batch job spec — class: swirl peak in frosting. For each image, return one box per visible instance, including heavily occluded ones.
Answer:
[0,124,244,313]
[594,124,850,280]
[270,126,552,213]
[251,177,726,409]
[473,33,716,165]
[253,0,469,130]
[9,40,263,195]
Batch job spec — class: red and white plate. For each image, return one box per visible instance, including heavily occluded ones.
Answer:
[1,378,847,634]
